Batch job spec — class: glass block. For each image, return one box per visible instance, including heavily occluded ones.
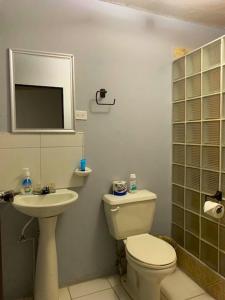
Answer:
[186,99,201,121]
[202,40,221,71]
[202,146,219,171]
[202,67,220,96]
[201,217,218,247]
[202,121,220,145]
[173,79,185,101]
[173,123,185,143]
[173,57,185,81]
[172,224,184,247]
[185,211,199,236]
[172,205,184,228]
[172,184,184,207]
[201,241,218,271]
[173,144,185,164]
[186,74,201,99]
[172,164,185,185]
[186,167,200,191]
[185,231,199,258]
[186,49,201,76]
[203,94,220,120]
[186,122,201,144]
[202,170,219,194]
[185,189,200,213]
[186,145,200,168]
[173,102,185,122]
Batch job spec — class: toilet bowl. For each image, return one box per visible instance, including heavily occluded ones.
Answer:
[102,190,177,300]
[123,234,176,300]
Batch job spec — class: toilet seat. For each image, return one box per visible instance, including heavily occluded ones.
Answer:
[126,234,176,270]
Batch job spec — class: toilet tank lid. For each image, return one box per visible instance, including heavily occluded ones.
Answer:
[103,190,157,205]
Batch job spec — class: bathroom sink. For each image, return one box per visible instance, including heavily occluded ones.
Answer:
[13,189,78,218]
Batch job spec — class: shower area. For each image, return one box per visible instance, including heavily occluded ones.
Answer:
[172,35,225,276]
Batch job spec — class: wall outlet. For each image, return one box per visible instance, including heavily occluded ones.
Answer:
[75,110,88,120]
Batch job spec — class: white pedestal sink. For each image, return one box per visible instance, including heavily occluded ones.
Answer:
[12,189,78,300]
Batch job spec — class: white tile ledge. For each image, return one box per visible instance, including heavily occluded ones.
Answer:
[161,268,214,300]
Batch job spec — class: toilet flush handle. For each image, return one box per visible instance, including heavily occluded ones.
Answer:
[111,206,120,213]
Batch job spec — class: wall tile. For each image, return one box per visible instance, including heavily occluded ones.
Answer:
[201,217,218,247]
[40,132,83,147]
[0,133,40,148]
[0,148,41,191]
[41,147,83,188]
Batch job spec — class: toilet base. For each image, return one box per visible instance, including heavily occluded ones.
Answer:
[122,257,176,300]
[121,269,161,300]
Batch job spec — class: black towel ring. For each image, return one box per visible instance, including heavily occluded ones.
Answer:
[96,89,116,106]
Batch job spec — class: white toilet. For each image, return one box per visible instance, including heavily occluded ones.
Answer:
[103,190,177,300]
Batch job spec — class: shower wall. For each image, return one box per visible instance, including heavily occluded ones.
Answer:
[172,35,225,276]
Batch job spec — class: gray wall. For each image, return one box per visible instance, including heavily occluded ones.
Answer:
[0,0,224,299]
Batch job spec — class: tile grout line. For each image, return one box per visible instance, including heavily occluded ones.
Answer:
[70,287,114,299]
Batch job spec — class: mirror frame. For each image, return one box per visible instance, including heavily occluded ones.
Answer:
[9,48,76,133]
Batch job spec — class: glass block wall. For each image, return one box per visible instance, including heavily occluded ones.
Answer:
[172,36,225,276]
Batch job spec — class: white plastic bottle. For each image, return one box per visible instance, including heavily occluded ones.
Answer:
[129,173,137,193]
[21,168,33,195]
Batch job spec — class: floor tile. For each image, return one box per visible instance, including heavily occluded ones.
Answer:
[161,268,205,300]
[59,287,71,300]
[69,278,111,298]
[108,274,121,287]
[113,285,131,300]
[74,289,118,300]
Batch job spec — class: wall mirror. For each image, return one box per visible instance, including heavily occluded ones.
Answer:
[9,49,76,133]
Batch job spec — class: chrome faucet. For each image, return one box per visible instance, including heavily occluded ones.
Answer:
[33,184,56,195]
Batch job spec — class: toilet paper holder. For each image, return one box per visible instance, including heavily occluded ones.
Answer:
[205,191,223,215]
[205,190,222,203]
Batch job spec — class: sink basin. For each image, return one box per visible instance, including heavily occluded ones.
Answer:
[13,188,78,218]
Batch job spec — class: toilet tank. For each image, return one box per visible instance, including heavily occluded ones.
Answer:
[103,190,157,240]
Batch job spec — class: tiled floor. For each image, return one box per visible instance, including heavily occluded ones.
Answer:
[67,276,131,300]
[17,270,215,300]
[18,275,131,300]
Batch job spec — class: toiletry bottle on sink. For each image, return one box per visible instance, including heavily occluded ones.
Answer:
[21,168,33,195]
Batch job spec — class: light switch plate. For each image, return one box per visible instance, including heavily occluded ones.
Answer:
[75,110,88,120]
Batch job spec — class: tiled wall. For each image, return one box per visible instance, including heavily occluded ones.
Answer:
[0,132,84,192]
[172,36,225,277]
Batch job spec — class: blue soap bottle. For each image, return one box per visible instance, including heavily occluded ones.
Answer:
[21,168,33,195]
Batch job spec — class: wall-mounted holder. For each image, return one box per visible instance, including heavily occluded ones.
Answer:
[96,89,116,106]
[205,190,222,202]
[74,167,92,177]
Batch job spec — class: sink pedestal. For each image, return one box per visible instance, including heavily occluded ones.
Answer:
[34,216,59,300]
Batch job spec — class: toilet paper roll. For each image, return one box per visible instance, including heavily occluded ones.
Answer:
[112,181,127,196]
[204,201,224,219]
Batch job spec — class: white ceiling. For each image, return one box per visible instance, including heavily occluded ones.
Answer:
[101,0,225,28]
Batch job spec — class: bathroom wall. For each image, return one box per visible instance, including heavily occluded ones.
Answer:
[0,0,224,299]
